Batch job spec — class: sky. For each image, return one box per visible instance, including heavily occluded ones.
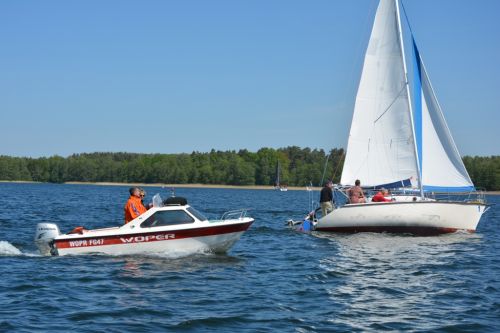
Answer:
[1,0,499,157]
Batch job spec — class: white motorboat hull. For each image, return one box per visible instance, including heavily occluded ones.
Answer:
[34,196,255,256]
[316,201,486,235]
[52,219,253,256]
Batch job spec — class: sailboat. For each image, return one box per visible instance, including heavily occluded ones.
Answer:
[315,0,488,235]
[275,160,288,191]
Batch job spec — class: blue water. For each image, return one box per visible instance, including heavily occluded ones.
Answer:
[1,183,499,332]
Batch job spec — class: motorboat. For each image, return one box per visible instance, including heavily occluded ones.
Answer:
[313,0,488,235]
[34,195,254,256]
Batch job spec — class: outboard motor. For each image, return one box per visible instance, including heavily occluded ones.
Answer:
[34,223,60,256]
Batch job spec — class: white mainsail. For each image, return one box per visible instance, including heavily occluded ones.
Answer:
[341,0,418,188]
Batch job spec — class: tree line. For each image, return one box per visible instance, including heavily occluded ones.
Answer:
[0,147,498,190]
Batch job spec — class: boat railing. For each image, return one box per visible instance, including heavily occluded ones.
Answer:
[333,188,350,208]
[427,189,487,204]
[221,209,249,220]
[333,187,487,206]
[381,189,487,204]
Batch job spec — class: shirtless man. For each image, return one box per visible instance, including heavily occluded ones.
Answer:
[347,179,366,204]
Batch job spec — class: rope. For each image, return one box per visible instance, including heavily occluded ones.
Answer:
[319,154,331,187]
[373,84,407,123]
[331,150,345,184]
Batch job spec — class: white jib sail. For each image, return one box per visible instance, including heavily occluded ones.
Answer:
[341,0,418,187]
[413,45,475,191]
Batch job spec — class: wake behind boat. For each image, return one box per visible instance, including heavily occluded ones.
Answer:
[313,0,488,234]
[35,195,253,256]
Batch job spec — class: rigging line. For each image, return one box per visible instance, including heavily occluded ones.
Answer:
[373,84,407,123]
[319,154,331,187]
[331,150,345,184]
[399,0,416,36]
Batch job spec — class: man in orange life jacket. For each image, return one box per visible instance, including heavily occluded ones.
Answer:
[124,187,148,224]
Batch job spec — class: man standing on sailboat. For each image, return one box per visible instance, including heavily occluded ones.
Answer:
[320,181,334,217]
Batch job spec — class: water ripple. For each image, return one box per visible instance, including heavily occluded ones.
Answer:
[0,184,499,332]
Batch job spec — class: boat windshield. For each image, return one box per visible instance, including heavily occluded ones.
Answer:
[187,207,208,221]
[141,210,195,228]
[152,193,164,208]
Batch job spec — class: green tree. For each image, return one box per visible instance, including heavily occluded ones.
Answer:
[0,149,497,190]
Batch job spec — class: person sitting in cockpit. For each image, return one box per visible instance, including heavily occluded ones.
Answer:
[372,188,392,202]
[347,179,366,204]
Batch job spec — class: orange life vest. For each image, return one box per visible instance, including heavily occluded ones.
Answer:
[124,196,147,224]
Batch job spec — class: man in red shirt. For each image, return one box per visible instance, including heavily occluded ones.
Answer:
[372,188,392,202]
[124,187,148,224]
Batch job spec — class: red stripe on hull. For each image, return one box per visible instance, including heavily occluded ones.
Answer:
[314,226,475,236]
[55,221,253,249]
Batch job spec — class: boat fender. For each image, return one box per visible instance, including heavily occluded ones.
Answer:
[300,219,312,232]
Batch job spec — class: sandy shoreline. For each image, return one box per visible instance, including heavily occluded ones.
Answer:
[1,180,499,194]
[62,181,319,191]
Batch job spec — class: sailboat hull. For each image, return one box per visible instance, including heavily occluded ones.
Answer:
[316,201,486,235]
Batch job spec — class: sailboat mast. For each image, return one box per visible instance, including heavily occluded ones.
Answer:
[276,160,280,186]
[394,0,424,198]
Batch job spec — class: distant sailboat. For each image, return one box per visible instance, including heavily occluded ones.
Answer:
[316,0,488,234]
[275,160,288,191]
